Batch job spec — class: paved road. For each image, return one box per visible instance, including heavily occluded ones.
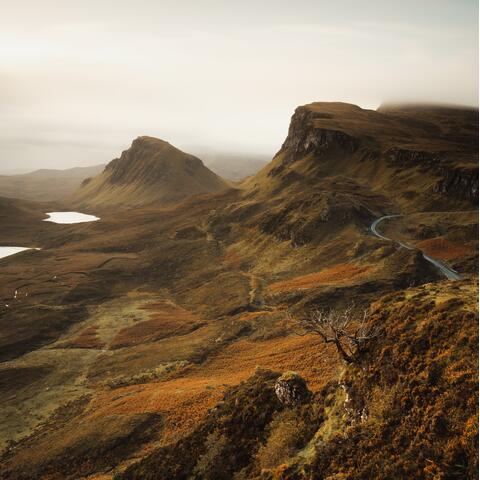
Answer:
[370,215,461,281]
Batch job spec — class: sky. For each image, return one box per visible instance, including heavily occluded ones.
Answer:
[0,0,478,172]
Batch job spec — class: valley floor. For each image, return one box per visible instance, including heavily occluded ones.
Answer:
[0,102,478,479]
[0,193,477,479]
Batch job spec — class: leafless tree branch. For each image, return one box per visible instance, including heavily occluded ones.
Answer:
[288,305,381,363]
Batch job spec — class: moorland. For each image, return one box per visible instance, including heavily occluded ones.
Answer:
[0,102,478,479]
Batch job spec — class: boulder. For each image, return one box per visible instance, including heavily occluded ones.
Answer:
[274,371,311,406]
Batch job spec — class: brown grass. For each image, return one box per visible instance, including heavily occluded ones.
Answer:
[110,301,203,349]
[256,410,317,470]
[267,263,373,294]
[59,326,105,349]
[222,248,244,268]
[417,237,475,261]
[235,311,275,321]
[87,334,339,446]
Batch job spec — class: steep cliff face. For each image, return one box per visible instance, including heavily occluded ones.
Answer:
[0,101,476,480]
[215,101,479,266]
[385,149,478,203]
[247,102,478,211]
[386,148,442,168]
[280,107,359,163]
[72,137,228,209]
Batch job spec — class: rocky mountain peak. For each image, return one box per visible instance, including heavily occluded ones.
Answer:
[72,136,228,209]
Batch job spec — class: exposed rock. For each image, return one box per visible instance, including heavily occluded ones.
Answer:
[274,371,311,406]
[433,166,478,202]
[258,191,375,246]
[385,148,478,204]
[280,107,359,163]
[386,148,441,168]
[340,379,368,428]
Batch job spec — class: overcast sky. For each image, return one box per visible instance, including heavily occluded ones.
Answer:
[0,0,478,172]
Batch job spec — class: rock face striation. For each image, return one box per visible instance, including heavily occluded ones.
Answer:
[255,102,478,212]
[433,166,479,202]
[72,136,228,209]
[280,107,360,163]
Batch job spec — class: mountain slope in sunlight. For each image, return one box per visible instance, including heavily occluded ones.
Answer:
[0,102,477,480]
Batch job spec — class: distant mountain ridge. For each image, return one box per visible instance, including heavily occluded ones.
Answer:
[72,136,229,209]
[0,164,105,202]
[0,101,477,480]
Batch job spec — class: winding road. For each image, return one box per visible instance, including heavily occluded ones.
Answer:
[370,215,461,281]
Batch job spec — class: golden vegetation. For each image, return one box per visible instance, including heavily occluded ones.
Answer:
[0,103,477,479]
[417,236,475,261]
[256,409,318,470]
[110,300,203,349]
[267,263,373,294]
[85,333,340,448]
[119,279,479,480]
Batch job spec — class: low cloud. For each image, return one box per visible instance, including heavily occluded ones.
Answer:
[0,0,477,171]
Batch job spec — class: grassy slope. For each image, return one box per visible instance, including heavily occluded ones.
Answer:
[118,279,478,480]
[72,137,229,210]
[0,103,477,479]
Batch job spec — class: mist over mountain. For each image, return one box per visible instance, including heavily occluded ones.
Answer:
[0,99,477,479]
[200,152,270,181]
[1,1,477,173]
[0,165,105,202]
[0,1,478,479]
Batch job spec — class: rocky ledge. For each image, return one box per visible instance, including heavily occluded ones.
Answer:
[280,107,359,163]
[433,166,478,202]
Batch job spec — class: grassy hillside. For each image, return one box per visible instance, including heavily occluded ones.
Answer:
[72,137,229,209]
[0,102,477,479]
[119,280,478,480]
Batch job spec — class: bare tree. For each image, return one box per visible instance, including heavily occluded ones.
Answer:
[289,305,380,363]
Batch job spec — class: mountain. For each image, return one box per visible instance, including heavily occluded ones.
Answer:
[0,102,477,480]
[198,102,478,300]
[0,165,105,202]
[72,136,229,209]
[244,102,478,210]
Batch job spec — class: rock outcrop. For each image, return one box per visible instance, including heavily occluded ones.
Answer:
[433,166,479,202]
[280,107,359,163]
[386,148,441,168]
[274,371,311,406]
[387,149,478,203]
[249,101,478,215]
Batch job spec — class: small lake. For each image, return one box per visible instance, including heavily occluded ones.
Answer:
[0,247,38,259]
[43,212,100,224]
[0,212,98,263]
